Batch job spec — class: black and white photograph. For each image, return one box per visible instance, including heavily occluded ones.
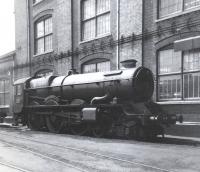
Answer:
[0,0,200,171]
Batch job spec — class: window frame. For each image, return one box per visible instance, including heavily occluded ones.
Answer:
[158,0,200,19]
[34,15,53,55]
[33,0,43,5]
[0,79,10,106]
[81,0,111,41]
[157,47,200,101]
[82,59,110,73]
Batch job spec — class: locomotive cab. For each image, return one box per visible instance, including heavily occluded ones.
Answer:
[13,77,31,124]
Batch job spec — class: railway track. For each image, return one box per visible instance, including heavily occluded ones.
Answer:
[0,138,90,172]
[0,130,175,172]
[0,161,32,172]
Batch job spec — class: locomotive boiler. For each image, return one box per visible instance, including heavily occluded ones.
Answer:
[13,65,181,139]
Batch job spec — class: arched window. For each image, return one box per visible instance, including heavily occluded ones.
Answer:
[81,0,110,41]
[34,15,53,55]
[82,59,110,73]
[33,0,43,5]
[35,69,53,77]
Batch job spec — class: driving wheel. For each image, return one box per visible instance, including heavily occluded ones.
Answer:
[45,97,65,133]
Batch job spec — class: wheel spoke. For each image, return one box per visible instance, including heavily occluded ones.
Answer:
[70,123,89,136]
[45,97,65,133]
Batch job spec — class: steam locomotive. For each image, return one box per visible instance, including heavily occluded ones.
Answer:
[13,64,182,139]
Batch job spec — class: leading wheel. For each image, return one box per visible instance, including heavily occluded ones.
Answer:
[45,97,65,133]
[91,115,110,138]
[70,123,89,136]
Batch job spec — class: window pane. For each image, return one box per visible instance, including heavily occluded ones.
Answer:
[36,38,44,54]
[36,21,44,38]
[97,61,110,72]
[83,0,95,20]
[45,35,53,51]
[5,93,9,106]
[35,17,53,55]
[0,81,3,92]
[17,85,22,96]
[184,72,200,99]
[184,49,200,72]
[97,13,110,36]
[158,75,182,100]
[4,80,9,92]
[33,0,42,4]
[0,79,10,106]
[159,49,181,74]
[184,0,200,10]
[159,0,182,18]
[0,94,3,105]
[83,64,96,73]
[82,19,95,40]
[97,0,110,14]
[45,18,52,35]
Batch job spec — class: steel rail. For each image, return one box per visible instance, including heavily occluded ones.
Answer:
[0,130,175,172]
[0,161,32,172]
[0,138,88,172]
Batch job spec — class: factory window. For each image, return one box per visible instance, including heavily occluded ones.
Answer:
[35,16,53,55]
[82,60,110,73]
[158,0,200,18]
[35,69,53,77]
[158,49,182,100]
[184,0,200,10]
[0,79,10,106]
[158,0,182,18]
[81,0,110,41]
[183,49,200,99]
[158,48,200,101]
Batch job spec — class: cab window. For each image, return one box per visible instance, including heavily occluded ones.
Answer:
[15,85,22,96]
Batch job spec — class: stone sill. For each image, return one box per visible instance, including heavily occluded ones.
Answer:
[79,33,112,45]
[157,101,200,105]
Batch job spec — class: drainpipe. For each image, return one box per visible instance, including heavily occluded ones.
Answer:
[116,0,120,70]
[26,0,31,76]
[71,0,74,70]
[142,0,144,67]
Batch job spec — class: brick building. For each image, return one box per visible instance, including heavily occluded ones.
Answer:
[0,51,15,119]
[143,0,200,122]
[14,0,142,79]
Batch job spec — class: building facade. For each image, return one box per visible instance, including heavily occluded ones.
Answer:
[0,51,15,119]
[15,0,143,78]
[14,0,200,123]
[143,0,200,122]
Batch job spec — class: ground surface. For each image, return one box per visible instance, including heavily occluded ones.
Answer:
[0,124,199,172]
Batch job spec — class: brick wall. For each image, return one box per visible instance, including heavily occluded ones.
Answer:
[143,0,200,121]
[14,0,30,80]
[31,0,72,76]
[72,0,143,72]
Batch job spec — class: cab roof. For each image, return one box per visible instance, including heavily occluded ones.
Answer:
[13,77,31,85]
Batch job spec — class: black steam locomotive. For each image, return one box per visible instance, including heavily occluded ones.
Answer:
[13,65,181,139]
